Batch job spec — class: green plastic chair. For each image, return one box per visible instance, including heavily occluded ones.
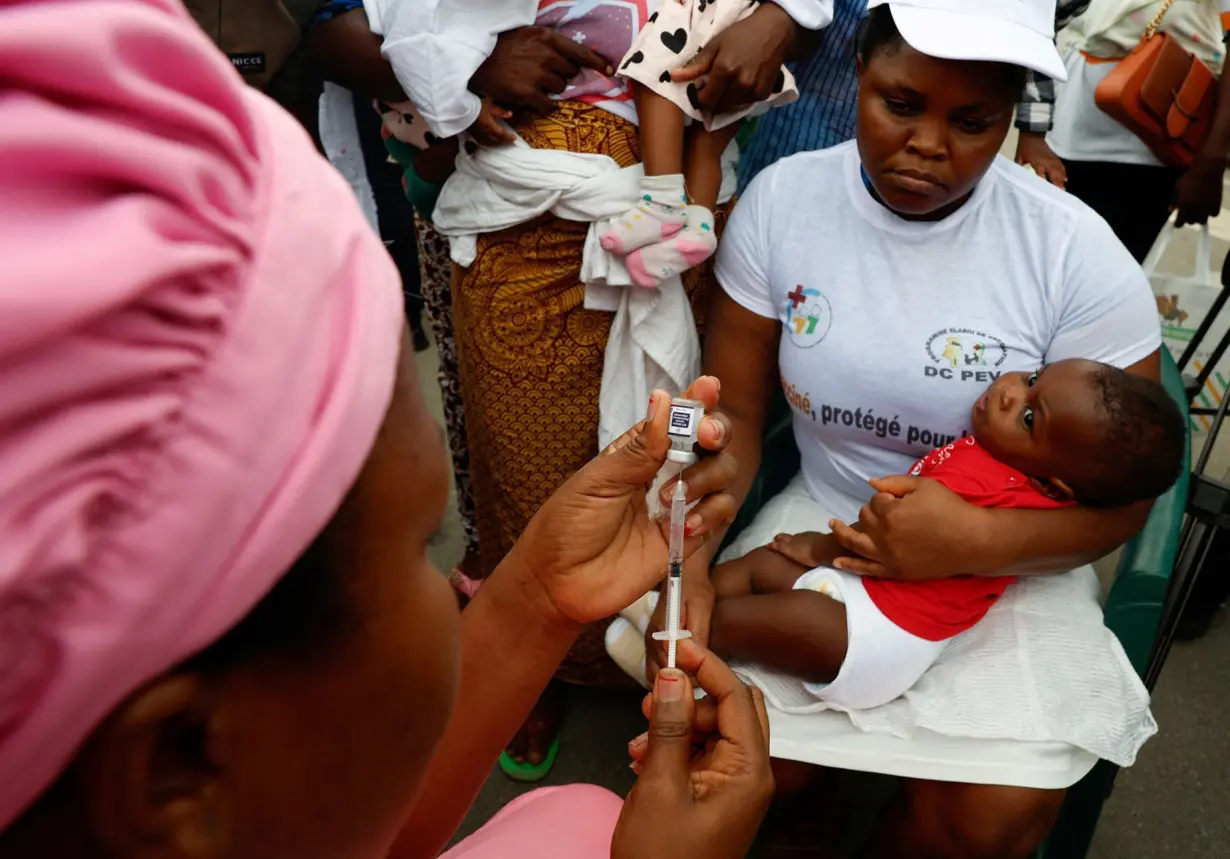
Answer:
[1037,349,1191,859]
[723,351,1192,859]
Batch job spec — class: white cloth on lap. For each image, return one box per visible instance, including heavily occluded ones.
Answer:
[432,136,737,448]
[723,474,1157,773]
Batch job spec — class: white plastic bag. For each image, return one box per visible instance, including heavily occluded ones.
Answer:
[1145,221,1225,432]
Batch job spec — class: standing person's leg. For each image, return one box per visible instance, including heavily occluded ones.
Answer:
[860,779,1066,859]
[1062,159,1184,263]
[414,216,481,582]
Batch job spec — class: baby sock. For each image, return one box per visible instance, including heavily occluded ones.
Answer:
[599,174,688,255]
[625,205,718,288]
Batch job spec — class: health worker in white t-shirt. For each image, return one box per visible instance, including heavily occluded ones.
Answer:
[666,1,1165,855]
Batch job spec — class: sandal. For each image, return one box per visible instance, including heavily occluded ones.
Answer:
[499,682,566,783]
[498,733,562,783]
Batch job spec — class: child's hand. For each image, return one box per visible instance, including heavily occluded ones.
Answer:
[468,99,515,146]
[768,531,842,569]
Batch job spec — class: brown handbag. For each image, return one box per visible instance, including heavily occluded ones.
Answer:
[1094,0,1219,167]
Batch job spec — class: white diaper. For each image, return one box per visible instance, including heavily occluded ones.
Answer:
[736,568,949,713]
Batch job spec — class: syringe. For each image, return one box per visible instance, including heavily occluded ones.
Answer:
[653,397,703,669]
[653,475,691,668]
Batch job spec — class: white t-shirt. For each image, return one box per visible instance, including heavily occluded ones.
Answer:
[1047,50,1163,166]
[716,141,1161,522]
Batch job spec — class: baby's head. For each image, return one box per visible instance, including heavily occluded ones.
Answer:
[971,358,1186,507]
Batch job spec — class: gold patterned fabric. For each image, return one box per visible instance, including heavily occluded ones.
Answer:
[453,100,724,686]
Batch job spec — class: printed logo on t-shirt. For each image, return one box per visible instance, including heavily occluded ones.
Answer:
[783,285,832,348]
[923,327,1007,382]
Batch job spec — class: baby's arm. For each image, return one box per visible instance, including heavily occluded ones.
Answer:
[768,530,847,569]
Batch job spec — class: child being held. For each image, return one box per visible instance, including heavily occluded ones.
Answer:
[705,358,1186,712]
[600,0,798,287]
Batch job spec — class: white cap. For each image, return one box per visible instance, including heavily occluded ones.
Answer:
[868,0,1067,82]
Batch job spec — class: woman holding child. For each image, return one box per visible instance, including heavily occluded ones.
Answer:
[637,1,1173,856]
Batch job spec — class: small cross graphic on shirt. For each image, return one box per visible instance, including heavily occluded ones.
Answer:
[788,285,806,308]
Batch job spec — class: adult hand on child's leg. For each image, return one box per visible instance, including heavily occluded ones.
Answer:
[669,2,796,115]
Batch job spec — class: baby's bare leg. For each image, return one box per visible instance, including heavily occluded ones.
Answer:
[635,84,685,178]
[709,590,849,685]
[683,121,743,210]
[600,85,689,258]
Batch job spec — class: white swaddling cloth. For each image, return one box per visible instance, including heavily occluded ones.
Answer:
[432,137,737,449]
[724,474,1158,776]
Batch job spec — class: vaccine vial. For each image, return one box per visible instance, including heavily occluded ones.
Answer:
[666,398,704,466]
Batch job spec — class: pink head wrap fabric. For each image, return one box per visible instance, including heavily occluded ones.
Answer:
[0,0,403,828]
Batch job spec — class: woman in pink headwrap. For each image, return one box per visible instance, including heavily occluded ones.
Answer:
[0,2,772,858]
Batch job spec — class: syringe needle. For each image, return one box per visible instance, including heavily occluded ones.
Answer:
[668,475,686,565]
[655,475,691,669]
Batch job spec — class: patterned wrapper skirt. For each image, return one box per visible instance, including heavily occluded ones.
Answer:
[452,100,725,686]
[414,216,479,557]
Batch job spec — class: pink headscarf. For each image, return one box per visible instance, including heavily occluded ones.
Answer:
[0,0,403,828]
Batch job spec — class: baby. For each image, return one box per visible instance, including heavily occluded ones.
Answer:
[706,358,1186,711]
[599,0,798,287]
